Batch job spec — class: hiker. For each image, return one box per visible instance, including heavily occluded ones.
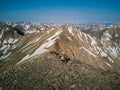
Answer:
[60,56,65,61]
[60,55,70,63]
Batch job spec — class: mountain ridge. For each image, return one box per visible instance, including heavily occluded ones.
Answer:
[0,22,120,73]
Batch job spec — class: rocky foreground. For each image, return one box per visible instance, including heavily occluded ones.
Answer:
[0,53,120,90]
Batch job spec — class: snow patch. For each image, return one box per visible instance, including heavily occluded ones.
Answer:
[26,29,40,34]
[8,38,14,43]
[68,26,74,35]
[13,39,19,43]
[0,52,11,60]
[41,27,44,30]
[13,24,17,27]
[12,45,16,49]
[0,30,3,39]
[6,27,9,30]
[0,44,10,54]
[83,33,88,42]
[88,35,97,46]
[108,57,114,62]
[115,33,118,37]
[0,45,7,51]
[31,44,48,57]
[67,37,72,40]
[79,47,82,49]
[82,46,96,57]
[47,30,62,41]
[107,46,118,58]
[78,30,83,41]
[17,54,30,64]
[3,40,7,44]
[3,38,19,44]
[34,36,42,42]
[3,45,10,54]
[105,61,112,68]
[25,25,30,30]
[96,46,107,57]
[101,31,112,41]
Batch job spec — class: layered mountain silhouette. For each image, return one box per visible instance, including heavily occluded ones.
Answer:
[0,22,120,90]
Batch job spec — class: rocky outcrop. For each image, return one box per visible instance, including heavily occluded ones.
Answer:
[0,53,120,90]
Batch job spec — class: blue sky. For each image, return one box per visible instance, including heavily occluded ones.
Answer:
[0,0,120,23]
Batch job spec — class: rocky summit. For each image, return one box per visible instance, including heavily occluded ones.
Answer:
[0,22,120,90]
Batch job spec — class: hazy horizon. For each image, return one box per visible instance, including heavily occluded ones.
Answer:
[0,0,120,24]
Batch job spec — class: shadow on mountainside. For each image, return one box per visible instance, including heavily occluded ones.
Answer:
[0,52,120,90]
